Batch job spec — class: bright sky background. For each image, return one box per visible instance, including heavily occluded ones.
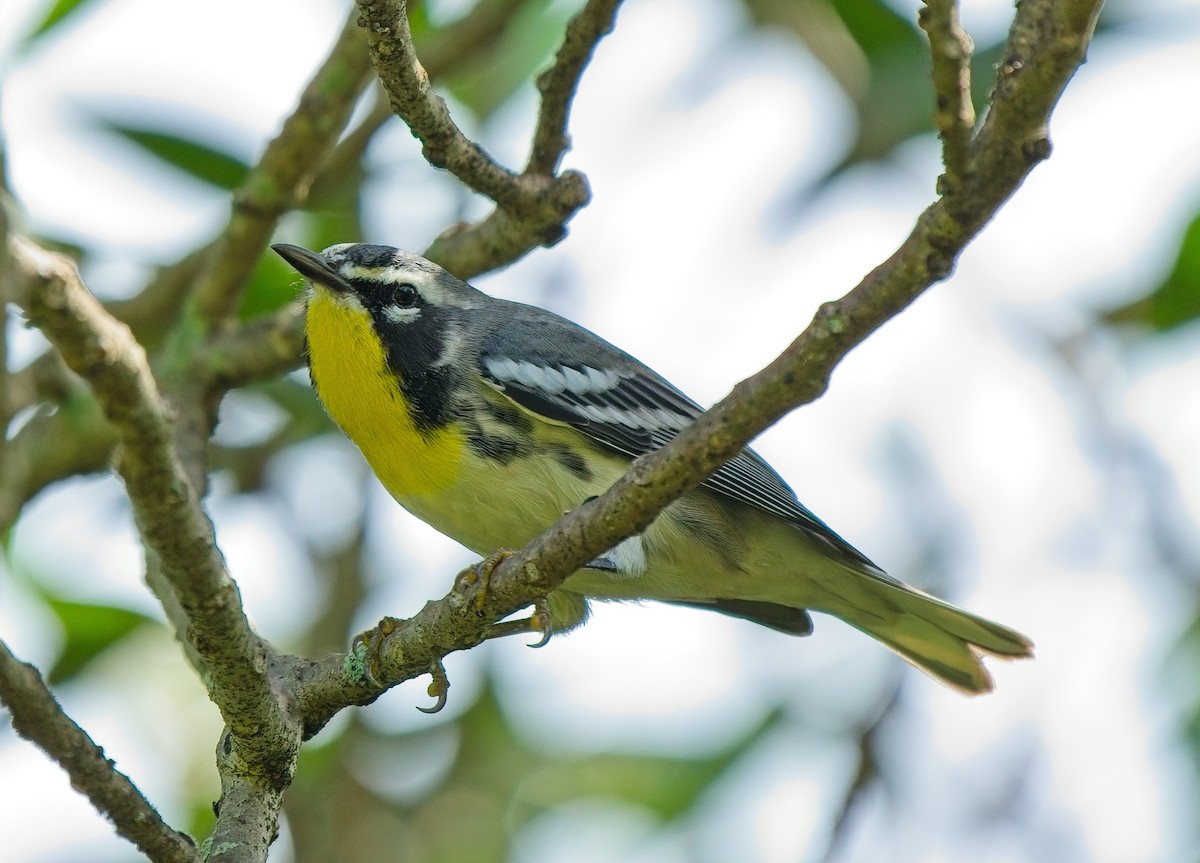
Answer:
[3,0,1200,861]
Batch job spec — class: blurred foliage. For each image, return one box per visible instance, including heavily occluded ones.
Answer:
[41,598,156,684]
[438,0,571,119]
[18,0,100,47]
[97,121,253,192]
[1104,207,1200,333]
[3,0,1191,861]
[283,680,785,863]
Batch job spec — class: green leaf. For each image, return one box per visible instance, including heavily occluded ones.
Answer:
[742,0,929,162]
[533,709,784,820]
[44,598,155,684]
[440,0,568,119]
[99,122,251,191]
[1105,209,1200,333]
[22,0,103,45]
[239,252,305,320]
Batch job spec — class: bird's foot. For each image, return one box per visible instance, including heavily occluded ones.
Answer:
[485,599,553,648]
[455,549,554,647]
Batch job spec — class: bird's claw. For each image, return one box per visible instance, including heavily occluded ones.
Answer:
[416,659,450,714]
[527,600,553,648]
[485,597,554,647]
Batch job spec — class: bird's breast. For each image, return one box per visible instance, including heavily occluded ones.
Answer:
[305,292,465,497]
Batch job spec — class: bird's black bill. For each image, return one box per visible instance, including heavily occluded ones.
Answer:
[272,243,354,294]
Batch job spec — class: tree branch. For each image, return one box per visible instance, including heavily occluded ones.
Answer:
[421,176,590,278]
[191,12,375,326]
[353,0,529,205]
[0,639,200,863]
[920,0,975,186]
[527,0,623,176]
[0,397,116,533]
[11,238,288,749]
[354,0,617,278]
[14,237,307,857]
[205,730,288,863]
[200,303,306,392]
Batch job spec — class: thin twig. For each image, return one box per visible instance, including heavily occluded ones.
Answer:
[311,0,529,206]
[200,302,306,392]
[820,684,901,862]
[192,12,374,325]
[353,0,603,276]
[527,0,624,175]
[919,0,976,187]
[0,399,116,532]
[353,0,524,206]
[422,176,590,277]
[0,639,201,863]
[968,0,1101,202]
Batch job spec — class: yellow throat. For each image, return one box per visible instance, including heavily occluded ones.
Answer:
[304,289,465,498]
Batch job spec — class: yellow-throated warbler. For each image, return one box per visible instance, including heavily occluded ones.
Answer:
[274,242,1033,693]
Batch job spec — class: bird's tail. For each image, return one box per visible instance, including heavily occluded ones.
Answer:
[820,569,1034,694]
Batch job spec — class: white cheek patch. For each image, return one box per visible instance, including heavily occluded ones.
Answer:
[382,305,421,325]
[434,325,464,367]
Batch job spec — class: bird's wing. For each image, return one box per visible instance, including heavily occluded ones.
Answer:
[477,316,880,571]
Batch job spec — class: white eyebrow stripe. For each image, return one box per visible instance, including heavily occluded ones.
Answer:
[340,262,440,283]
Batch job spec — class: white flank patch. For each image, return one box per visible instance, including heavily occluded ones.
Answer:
[608,534,647,576]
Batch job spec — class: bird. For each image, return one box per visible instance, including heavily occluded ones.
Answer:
[273,241,1033,694]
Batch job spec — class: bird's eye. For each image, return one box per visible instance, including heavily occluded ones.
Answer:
[392,283,419,308]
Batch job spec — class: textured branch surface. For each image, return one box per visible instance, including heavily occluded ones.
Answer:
[14,237,304,859]
[920,0,976,184]
[12,240,286,747]
[0,640,200,863]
